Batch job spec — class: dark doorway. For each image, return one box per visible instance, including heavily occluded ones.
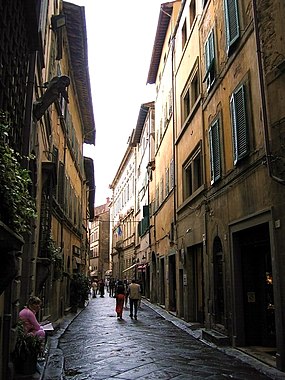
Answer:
[235,223,276,347]
[151,252,157,303]
[213,237,225,326]
[187,244,204,323]
[159,257,165,306]
[169,254,176,311]
[179,268,185,318]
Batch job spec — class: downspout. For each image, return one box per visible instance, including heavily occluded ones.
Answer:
[252,0,285,185]
[171,39,178,239]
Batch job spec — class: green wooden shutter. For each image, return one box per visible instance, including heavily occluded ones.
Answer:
[205,30,215,72]
[230,84,248,164]
[224,0,240,51]
[204,29,215,89]
[209,119,221,183]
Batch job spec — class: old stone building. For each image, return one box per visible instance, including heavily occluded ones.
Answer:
[110,0,285,372]
[146,0,285,372]
[0,1,95,378]
[110,141,136,281]
[89,201,111,281]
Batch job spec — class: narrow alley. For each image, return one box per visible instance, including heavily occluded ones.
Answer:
[43,293,284,380]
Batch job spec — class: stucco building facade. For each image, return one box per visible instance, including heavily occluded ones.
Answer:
[0,1,95,378]
[110,0,285,372]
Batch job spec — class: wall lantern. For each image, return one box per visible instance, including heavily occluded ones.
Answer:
[51,14,66,31]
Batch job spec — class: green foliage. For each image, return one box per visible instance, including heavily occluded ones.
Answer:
[12,320,42,362]
[0,113,36,234]
[70,273,90,307]
[43,234,63,280]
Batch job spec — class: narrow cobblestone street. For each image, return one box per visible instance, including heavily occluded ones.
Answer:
[48,293,284,380]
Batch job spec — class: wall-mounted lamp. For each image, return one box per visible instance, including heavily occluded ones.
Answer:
[186,228,192,234]
[51,14,66,30]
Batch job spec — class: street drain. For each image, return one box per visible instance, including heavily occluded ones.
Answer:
[65,368,81,376]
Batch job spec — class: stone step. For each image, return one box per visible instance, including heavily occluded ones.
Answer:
[202,329,230,346]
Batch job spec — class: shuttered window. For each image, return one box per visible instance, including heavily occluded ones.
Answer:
[209,120,221,184]
[230,84,248,164]
[204,29,215,90]
[170,158,174,190]
[224,0,240,52]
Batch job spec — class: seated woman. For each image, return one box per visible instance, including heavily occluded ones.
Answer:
[19,296,45,340]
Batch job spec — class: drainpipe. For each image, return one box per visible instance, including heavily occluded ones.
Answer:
[252,0,285,185]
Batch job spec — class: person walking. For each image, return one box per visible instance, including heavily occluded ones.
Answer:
[109,278,115,297]
[115,280,125,320]
[91,281,97,298]
[123,277,129,308]
[128,279,141,320]
[98,279,105,297]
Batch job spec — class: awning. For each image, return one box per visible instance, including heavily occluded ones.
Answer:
[122,263,137,273]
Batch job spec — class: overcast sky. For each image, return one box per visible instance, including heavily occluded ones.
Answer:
[69,0,163,206]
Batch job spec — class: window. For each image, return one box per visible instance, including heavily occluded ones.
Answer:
[160,177,164,203]
[165,167,169,195]
[224,0,240,53]
[204,29,215,90]
[181,63,199,124]
[209,119,221,184]
[170,159,174,190]
[230,84,249,164]
[183,148,203,199]
[182,19,187,50]
[189,0,196,29]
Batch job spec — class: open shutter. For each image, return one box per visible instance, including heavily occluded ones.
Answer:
[230,84,248,164]
[209,120,221,184]
[204,29,215,89]
[205,30,215,72]
[224,0,240,51]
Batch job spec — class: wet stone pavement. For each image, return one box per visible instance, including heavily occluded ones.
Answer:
[54,293,279,380]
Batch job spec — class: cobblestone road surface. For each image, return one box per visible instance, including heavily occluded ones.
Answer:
[58,293,281,380]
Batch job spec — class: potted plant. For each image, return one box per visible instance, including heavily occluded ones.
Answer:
[12,321,42,375]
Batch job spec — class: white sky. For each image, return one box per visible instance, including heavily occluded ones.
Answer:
[69,0,163,206]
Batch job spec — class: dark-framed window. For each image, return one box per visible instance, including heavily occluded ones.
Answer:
[181,62,200,124]
[183,147,203,199]
[182,19,187,50]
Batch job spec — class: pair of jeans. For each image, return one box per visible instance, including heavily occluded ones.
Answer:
[129,298,138,317]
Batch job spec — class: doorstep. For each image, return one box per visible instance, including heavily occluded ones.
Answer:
[202,329,230,346]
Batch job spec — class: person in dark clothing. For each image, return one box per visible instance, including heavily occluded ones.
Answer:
[115,280,125,320]
[98,279,105,297]
[109,278,115,297]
